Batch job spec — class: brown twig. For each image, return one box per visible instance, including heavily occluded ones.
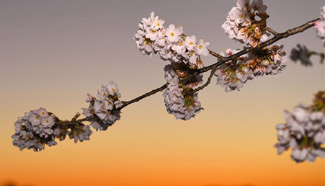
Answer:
[208,49,225,60]
[120,83,168,109]
[194,65,217,92]
[265,27,278,35]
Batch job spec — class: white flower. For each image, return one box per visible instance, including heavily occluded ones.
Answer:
[145,28,158,41]
[38,107,48,117]
[292,106,309,123]
[229,7,247,24]
[291,149,309,163]
[41,116,55,127]
[189,54,198,65]
[152,16,165,30]
[29,113,41,126]
[166,24,183,43]
[196,39,210,56]
[171,41,186,55]
[185,35,197,51]
[106,81,120,97]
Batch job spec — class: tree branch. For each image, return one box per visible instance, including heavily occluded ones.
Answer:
[120,83,168,109]
[72,18,319,124]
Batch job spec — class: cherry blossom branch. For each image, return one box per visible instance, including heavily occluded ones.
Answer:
[68,18,319,124]
[199,18,320,74]
[69,18,320,124]
[13,0,325,153]
[116,18,320,111]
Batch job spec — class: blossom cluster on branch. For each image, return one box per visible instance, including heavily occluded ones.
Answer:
[163,64,203,120]
[216,0,288,92]
[274,91,325,163]
[222,0,269,47]
[134,12,209,68]
[82,81,122,131]
[214,45,286,92]
[12,108,92,151]
[134,11,211,120]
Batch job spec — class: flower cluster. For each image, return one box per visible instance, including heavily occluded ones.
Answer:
[222,0,270,47]
[214,49,252,92]
[134,12,209,68]
[246,45,286,76]
[215,45,286,92]
[83,81,123,131]
[12,108,93,152]
[12,108,57,151]
[53,121,92,143]
[315,5,325,45]
[163,64,203,120]
[274,91,325,163]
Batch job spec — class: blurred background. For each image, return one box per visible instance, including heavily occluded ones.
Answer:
[0,0,324,186]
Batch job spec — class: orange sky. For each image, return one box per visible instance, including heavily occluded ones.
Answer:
[0,1,324,186]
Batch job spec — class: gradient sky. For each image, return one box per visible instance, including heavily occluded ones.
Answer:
[0,0,324,186]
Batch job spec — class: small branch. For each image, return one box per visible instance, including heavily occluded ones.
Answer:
[194,66,217,92]
[120,83,168,109]
[209,49,225,60]
[265,27,278,35]
[71,112,81,121]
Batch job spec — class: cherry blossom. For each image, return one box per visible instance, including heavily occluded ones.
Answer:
[275,91,325,163]
[82,81,122,131]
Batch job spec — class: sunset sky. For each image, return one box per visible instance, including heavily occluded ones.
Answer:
[0,0,324,186]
